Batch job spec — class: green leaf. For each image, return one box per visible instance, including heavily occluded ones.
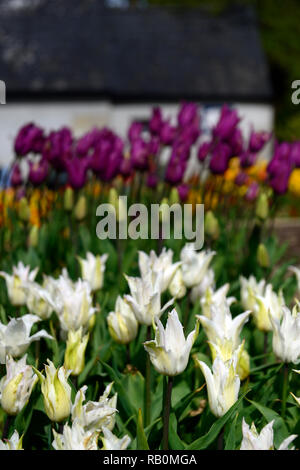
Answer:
[187,391,248,450]
[136,408,149,450]
[169,413,186,450]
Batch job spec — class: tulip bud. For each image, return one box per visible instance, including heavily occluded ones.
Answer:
[257,243,270,268]
[35,359,72,422]
[256,193,269,220]
[159,197,170,223]
[168,268,187,299]
[28,225,39,248]
[74,195,87,221]
[205,211,220,240]
[107,296,138,345]
[64,187,74,211]
[88,314,96,333]
[169,187,180,205]
[237,349,250,381]
[0,355,38,415]
[18,197,30,222]
[108,188,127,222]
[64,328,89,376]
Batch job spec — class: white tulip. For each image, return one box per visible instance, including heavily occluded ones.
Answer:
[254,284,285,332]
[196,349,241,417]
[101,427,131,450]
[190,268,215,304]
[200,283,236,318]
[0,314,53,364]
[290,266,300,291]
[72,383,117,433]
[290,369,300,406]
[240,418,297,450]
[180,243,215,289]
[269,304,300,363]
[144,309,199,376]
[0,354,37,415]
[0,430,23,450]
[52,422,98,450]
[125,271,173,326]
[78,252,108,292]
[0,262,38,306]
[107,296,138,344]
[52,276,97,334]
[25,282,56,320]
[168,268,187,300]
[138,248,181,293]
[239,275,266,311]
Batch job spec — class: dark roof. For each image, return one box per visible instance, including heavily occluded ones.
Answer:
[0,1,272,102]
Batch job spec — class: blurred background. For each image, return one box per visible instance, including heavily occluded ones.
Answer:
[0,0,298,167]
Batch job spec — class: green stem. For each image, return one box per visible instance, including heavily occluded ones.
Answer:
[263,332,268,364]
[281,363,289,418]
[162,376,173,450]
[145,326,152,427]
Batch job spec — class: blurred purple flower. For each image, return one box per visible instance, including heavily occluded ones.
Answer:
[177,184,189,202]
[146,172,158,189]
[178,102,198,128]
[14,123,45,156]
[10,163,23,187]
[213,105,240,141]
[120,156,133,178]
[128,122,143,143]
[245,182,259,201]
[235,172,248,186]
[76,128,103,156]
[209,142,231,174]
[65,157,89,189]
[248,130,271,153]
[160,121,177,145]
[149,108,163,135]
[197,141,212,162]
[290,142,300,167]
[43,127,73,169]
[28,158,49,186]
[240,150,257,168]
[130,138,149,170]
[165,155,186,185]
[228,128,243,156]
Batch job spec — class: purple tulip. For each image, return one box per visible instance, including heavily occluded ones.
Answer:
[28,158,49,186]
[267,142,292,176]
[235,172,248,186]
[146,172,158,188]
[177,184,189,202]
[245,182,259,201]
[148,137,160,156]
[198,141,212,162]
[128,122,143,143]
[14,123,45,156]
[269,160,292,194]
[209,142,231,174]
[228,128,243,156]
[120,157,133,178]
[76,128,103,156]
[165,155,186,185]
[65,157,89,189]
[10,163,23,186]
[213,105,240,141]
[130,138,149,170]
[99,150,123,182]
[248,130,271,153]
[290,142,300,167]
[178,102,198,128]
[240,150,257,168]
[149,108,163,135]
[160,121,177,145]
[43,127,73,170]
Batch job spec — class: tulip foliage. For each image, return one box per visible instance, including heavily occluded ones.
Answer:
[0,105,300,450]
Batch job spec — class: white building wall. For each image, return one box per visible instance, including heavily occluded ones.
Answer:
[0,101,274,167]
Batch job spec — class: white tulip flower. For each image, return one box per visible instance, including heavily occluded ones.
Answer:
[78,252,108,292]
[0,262,38,306]
[180,243,215,289]
[101,427,131,450]
[0,430,23,450]
[168,268,187,300]
[52,422,98,450]
[52,276,97,334]
[253,284,285,332]
[138,248,181,293]
[269,304,300,363]
[72,383,117,433]
[190,268,215,304]
[25,282,56,320]
[144,308,199,376]
[290,369,300,406]
[196,350,241,418]
[0,354,37,415]
[290,266,300,291]
[107,296,138,344]
[0,314,53,363]
[200,283,236,318]
[240,418,297,450]
[125,271,173,326]
[239,275,266,312]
